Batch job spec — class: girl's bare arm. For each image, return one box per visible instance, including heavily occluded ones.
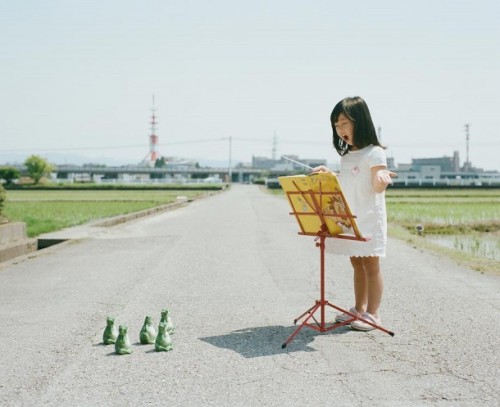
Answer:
[371,166,397,193]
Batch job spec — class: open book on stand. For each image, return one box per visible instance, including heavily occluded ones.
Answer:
[278,172,366,241]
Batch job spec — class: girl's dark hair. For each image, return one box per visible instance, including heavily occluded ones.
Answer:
[330,96,383,156]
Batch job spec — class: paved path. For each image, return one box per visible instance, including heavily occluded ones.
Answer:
[0,185,498,406]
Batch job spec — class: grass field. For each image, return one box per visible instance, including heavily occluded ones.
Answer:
[3,190,206,237]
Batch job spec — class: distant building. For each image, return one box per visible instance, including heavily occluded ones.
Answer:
[411,151,460,172]
[252,156,277,170]
[393,150,500,186]
[161,157,199,170]
[301,158,328,169]
[387,156,395,170]
[396,151,460,181]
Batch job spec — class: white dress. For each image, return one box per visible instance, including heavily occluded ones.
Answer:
[326,145,388,257]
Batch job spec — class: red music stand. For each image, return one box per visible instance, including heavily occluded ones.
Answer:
[278,173,394,348]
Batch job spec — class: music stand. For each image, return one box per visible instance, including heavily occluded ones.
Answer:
[278,172,394,348]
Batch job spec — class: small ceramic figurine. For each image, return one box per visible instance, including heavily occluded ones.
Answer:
[102,316,118,345]
[115,325,133,355]
[139,316,157,344]
[160,308,175,334]
[155,322,173,352]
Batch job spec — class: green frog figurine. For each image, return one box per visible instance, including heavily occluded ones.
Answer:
[139,316,156,344]
[102,316,118,345]
[115,325,133,355]
[160,308,175,334]
[155,322,173,352]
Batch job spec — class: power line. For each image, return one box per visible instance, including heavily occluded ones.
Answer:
[0,139,227,153]
[0,145,144,153]
[0,137,328,154]
[2,138,497,155]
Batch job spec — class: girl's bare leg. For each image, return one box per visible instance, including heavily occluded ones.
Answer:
[362,256,383,317]
[350,256,367,314]
[350,256,383,317]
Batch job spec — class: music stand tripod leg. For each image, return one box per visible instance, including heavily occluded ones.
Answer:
[282,302,321,349]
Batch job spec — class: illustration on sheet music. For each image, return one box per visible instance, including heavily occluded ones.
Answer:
[278,172,363,239]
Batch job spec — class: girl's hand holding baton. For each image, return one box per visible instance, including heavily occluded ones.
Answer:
[312,165,337,175]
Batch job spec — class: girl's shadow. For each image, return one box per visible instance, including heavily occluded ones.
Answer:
[199,323,351,358]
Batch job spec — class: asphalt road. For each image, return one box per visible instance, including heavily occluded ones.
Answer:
[0,185,498,406]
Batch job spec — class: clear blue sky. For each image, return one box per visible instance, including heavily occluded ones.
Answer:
[1,0,499,170]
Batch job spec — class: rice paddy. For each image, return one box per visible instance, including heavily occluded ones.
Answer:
[3,190,205,237]
[386,188,500,273]
[270,186,500,273]
[386,189,500,234]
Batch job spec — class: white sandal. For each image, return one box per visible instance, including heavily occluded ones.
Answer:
[351,312,381,331]
[335,307,361,323]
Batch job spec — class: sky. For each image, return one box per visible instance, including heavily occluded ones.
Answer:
[1,0,499,171]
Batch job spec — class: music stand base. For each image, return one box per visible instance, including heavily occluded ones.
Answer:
[282,300,394,348]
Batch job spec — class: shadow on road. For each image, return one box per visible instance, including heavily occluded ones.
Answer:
[199,324,351,358]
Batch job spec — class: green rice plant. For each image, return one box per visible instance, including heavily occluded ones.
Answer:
[386,197,500,234]
[387,201,500,220]
[3,190,205,237]
[386,188,500,273]
[5,190,201,203]
[453,236,463,251]
[387,188,500,199]
[446,234,500,261]
[4,201,171,237]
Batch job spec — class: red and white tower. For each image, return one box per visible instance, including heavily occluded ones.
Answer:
[143,95,161,165]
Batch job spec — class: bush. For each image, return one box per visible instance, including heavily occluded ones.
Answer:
[0,167,20,185]
[0,183,6,221]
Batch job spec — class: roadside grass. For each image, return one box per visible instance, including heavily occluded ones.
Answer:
[266,186,500,275]
[3,190,205,237]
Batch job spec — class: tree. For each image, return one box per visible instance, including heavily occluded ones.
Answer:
[154,157,166,168]
[24,155,54,184]
[0,167,21,186]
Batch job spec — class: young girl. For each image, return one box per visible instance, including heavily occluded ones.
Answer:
[314,96,396,331]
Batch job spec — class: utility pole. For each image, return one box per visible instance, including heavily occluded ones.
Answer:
[464,124,470,171]
[228,136,232,183]
[272,131,277,160]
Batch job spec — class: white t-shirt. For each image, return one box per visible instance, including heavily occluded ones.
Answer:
[327,145,388,257]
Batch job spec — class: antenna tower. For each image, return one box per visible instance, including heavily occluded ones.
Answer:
[145,95,160,164]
